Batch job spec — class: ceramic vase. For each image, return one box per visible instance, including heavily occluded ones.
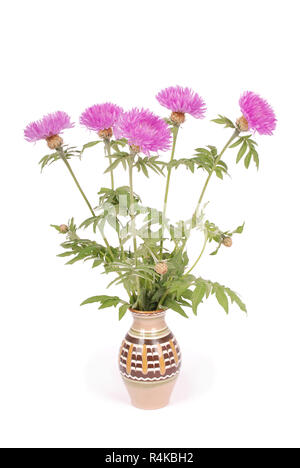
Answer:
[119,309,181,410]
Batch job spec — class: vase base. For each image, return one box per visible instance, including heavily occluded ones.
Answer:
[122,375,178,410]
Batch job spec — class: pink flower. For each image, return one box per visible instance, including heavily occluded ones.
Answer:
[156,86,206,119]
[24,111,74,142]
[239,91,276,135]
[80,103,123,134]
[114,108,171,156]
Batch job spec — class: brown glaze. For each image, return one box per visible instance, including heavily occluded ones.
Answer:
[119,309,181,409]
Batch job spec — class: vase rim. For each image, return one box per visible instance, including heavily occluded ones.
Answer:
[129,308,167,315]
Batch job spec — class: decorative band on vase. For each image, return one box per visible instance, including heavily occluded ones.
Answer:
[129,308,167,319]
[119,327,181,383]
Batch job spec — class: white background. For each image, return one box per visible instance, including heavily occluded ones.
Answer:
[0,0,299,449]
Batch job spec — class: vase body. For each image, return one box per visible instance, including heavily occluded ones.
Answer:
[119,309,181,410]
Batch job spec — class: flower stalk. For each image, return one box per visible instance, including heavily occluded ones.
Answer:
[128,152,141,305]
[185,233,208,275]
[104,139,114,190]
[192,129,240,222]
[160,125,179,256]
[57,147,114,259]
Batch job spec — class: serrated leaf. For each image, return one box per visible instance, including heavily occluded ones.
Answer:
[215,286,229,314]
[82,141,101,151]
[164,299,188,318]
[50,224,61,232]
[192,283,206,315]
[236,141,247,163]
[229,137,243,148]
[119,304,129,320]
[225,289,247,313]
[233,223,245,234]
[80,296,106,306]
[98,297,120,309]
[252,148,259,169]
[244,151,252,168]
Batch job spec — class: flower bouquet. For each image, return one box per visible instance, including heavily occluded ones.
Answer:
[25,87,276,409]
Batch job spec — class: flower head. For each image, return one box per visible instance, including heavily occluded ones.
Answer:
[156,86,206,122]
[114,108,171,156]
[80,103,123,138]
[24,111,74,144]
[238,91,276,135]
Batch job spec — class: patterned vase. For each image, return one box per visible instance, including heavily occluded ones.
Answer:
[119,309,181,410]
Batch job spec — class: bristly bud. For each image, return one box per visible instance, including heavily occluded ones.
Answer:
[236,115,249,132]
[155,262,168,275]
[222,237,232,247]
[98,128,113,140]
[130,144,140,154]
[46,135,63,150]
[59,224,69,234]
[171,111,185,125]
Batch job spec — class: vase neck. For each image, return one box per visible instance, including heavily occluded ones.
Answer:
[130,310,167,332]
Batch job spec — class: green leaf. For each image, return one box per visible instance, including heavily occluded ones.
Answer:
[225,288,247,313]
[192,283,206,315]
[233,223,245,234]
[98,297,120,309]
[119,304,129,320]
[57,251,74,257]
[81,296,106,306]
[215,286,229,314]
[244,151,252,168]
[229,137,243,148]
[80,295,120,307]
[50,224,61,232]
[164,299,188,318]
[211,115,235,128]
[81,141,101,152]
[252,148,260,169]
[236,141,247,163]
[181,289,193,301]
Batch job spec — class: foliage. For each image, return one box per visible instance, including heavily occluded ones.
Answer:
[205,220,245,255]
[43,109,258,320]
[212,115,260,169]
[230,135,259,169]
[39,146,80,171]
[158,146,228,179]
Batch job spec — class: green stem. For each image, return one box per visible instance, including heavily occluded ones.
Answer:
[104,140,124,260]
[128,156,138,265]
[58,147,113,259]
[59,149,96,217]
[128,154,140,304]
[192,129,240,222]
[105,139,114,190]
[185,234,208,276]
[160,125,179,256]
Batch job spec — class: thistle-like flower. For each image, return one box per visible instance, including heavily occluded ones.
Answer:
[156,86,206,124]
[114,108,171,156]
[237,91,276,135]
[80,103,123,140]
[24,111,74,149]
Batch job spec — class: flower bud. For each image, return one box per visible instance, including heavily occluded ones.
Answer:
[171,111,185,125]
[46,134,63,150]
[222,237,232,247]
[155,262,168,275]
[59,224,69,234]
[130,144,140,154]
[98,128,113,140]
[236,115,249,132]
